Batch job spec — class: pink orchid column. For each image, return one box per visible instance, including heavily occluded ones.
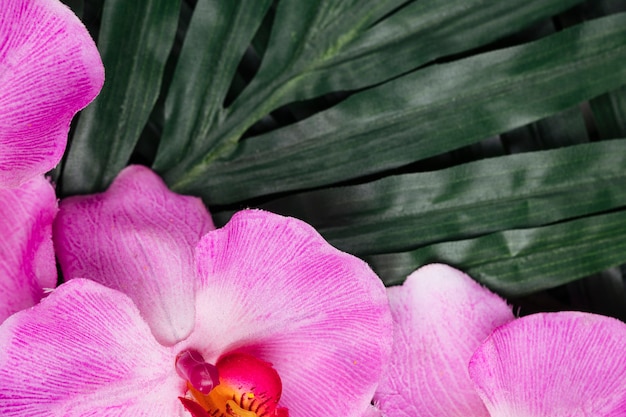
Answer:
[0,176,57,323]
[0,0,104,187]
[373,264,514,417]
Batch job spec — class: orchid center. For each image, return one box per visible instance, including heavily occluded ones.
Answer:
[176,350,288,417]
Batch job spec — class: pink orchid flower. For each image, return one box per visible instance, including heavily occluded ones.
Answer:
[373,264,626,417]
[0,176,57,323]
[0,0,103,188]
[0,165,393,417]
[0,0,103,323]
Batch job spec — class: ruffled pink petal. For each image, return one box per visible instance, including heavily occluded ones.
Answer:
[0,279,183,416]
[0,0,104,188]
[469,312,626,417]
[0,175,57,323]
[53,165,214,346]
[374,264,514,417]
[182,210,393,417]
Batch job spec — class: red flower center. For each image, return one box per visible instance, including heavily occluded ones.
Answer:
[176,350,289,417]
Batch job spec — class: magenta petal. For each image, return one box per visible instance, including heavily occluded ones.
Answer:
[0,279,182,416]
[184,210,393,417]
[0,0,104,187]
[54,165,214,346]
[362,405,382,417]
[469,312,626,417]
[0,175,57,323]
[374,264,514,417]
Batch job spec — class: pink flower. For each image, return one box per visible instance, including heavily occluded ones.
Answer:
[0,176,57,323]
[0,166,393,417]
[0,0,103,323]
[54,165,216,346]
[0,0,103,188]
[373,264,626,417]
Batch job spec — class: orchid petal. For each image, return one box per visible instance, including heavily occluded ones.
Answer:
[374,264,514,417]
[0,279,182,416]
[469,311,626,417]
[184,210,393,417]
[0,175,56,323]
[0,0,104,188]
[54,165,214,346]
[362,405,383,417]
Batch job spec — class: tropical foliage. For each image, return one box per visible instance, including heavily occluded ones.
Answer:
[59,0,626,317]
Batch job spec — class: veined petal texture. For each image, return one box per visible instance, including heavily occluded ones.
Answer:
[0,175,57,323]
[0,279,182,416]
[374,264,514,417]
[469,312,626,417]
[362,405,382,417]
[0,0,103,187]
[182,210,393,417]
[54,165,214,346]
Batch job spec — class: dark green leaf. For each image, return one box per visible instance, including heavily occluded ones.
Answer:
[260,139,626,254]
[237,0,583,106]
[152,0,273,172]
[500,106,589,152]
[173,13,626,204]
[62,0,180,194]
[367,210,626,297]
[590,86,626,139]
[156,0,585,191]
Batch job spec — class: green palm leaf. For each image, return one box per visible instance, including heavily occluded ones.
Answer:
[182,12,626,203]
[368,210,626,297]
[258,140,626,256]
[62,0,180,194]
[61,0,626,311]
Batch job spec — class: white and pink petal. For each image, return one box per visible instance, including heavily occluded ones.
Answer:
[0,175,57,323]
[0,279,182,416]
[183,210,393,417]
[374,264,514,417]
[53,165,214,346]
[469,311,626,417]
[0,0,104,187]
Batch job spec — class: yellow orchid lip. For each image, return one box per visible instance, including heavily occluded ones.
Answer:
[177,351,289,417]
